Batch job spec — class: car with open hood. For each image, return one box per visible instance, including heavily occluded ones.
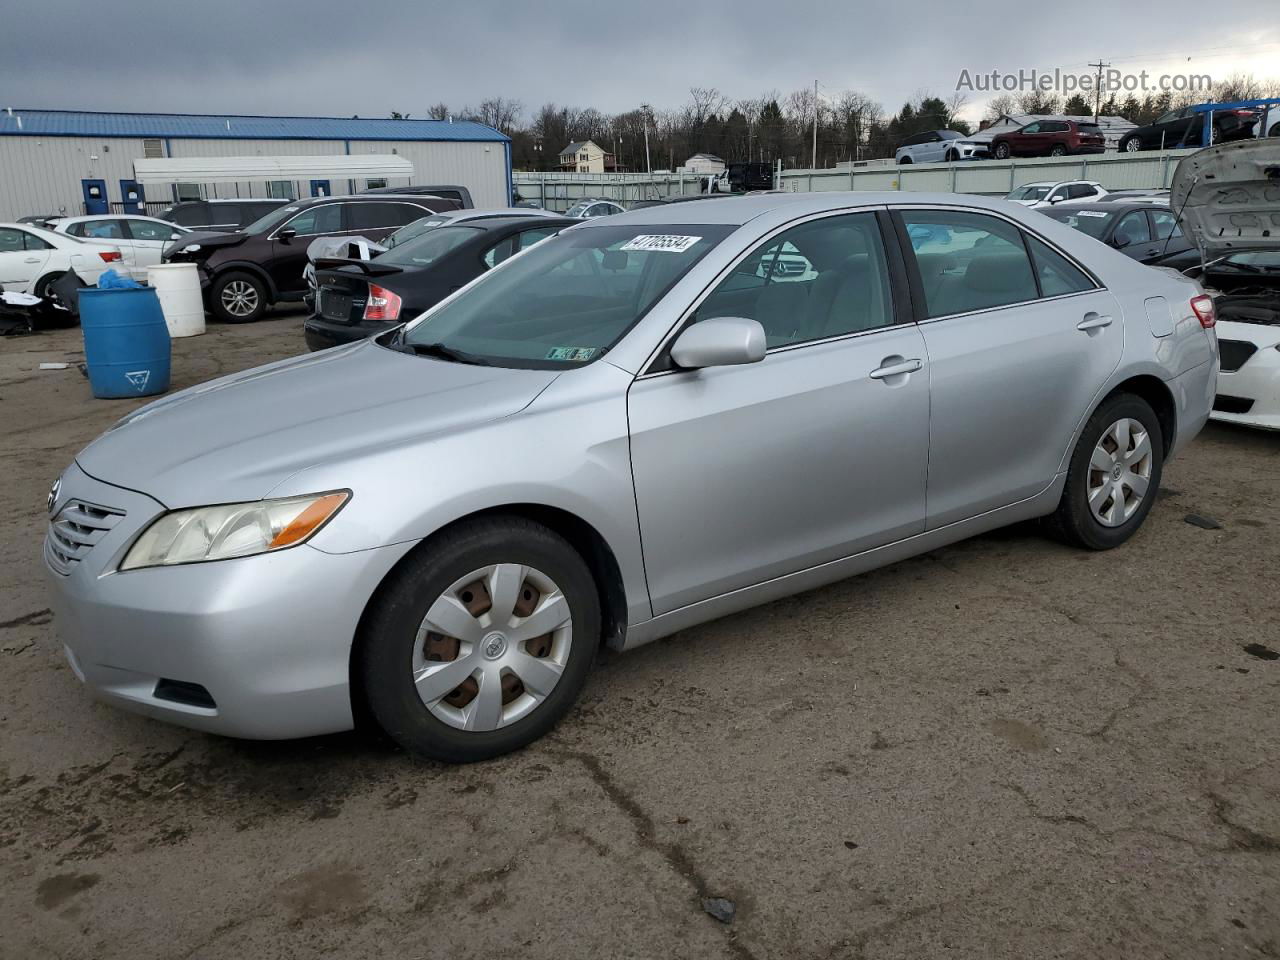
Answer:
[45,192,1215,762]
[1169,139,1280,430]
[161,194,459,322]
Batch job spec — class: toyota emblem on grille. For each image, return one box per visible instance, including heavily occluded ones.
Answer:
[47,476,61,516]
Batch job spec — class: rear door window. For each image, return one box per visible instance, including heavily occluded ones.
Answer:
[1067,183,1098,199]
[168,204,210,227]
[898,210,1038,317]
[1149,209,1182,240]
[79,219,126,239]
[1113,212,1152,247]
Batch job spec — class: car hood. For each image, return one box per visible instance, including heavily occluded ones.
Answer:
[76,341,561,507]
[163,230,248,256]
[1172,139,1280,258]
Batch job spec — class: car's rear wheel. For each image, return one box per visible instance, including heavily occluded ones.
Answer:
[899,156,913,164]
[1120,136,1141,153]
[1046,393,1163,550]
[1050,144,1067,157]
[994,142,1010,160]
[33,271,66,301]
[210,271,267,323]
[360,517,600,763]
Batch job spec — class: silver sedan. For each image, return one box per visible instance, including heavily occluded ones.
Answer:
[45,193,1218,762]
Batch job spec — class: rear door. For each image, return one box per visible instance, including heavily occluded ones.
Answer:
[894,207,1122,527]
[123,218,183,269]
[1147,208,1191,260]
[628,210,930,614]
[0,226,51,287]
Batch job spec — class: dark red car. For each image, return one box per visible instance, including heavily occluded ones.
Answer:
[991,120,1106,159]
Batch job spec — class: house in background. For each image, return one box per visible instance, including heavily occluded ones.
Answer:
[557,140,618,173]
[972,114,1137,152]
[681,153,726,176]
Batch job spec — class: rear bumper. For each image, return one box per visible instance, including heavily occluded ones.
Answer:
[1071,145,1106,154]
[304,315,398,351]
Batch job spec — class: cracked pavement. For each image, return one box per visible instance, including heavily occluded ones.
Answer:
[2,312,1278,959]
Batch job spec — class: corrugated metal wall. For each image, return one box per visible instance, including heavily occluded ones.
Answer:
[0,135,509,219]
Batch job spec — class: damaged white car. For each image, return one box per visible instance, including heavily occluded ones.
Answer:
[1171,140,1280,430]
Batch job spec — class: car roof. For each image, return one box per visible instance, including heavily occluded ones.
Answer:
[599,191,1032,227]
[453,215,577,232]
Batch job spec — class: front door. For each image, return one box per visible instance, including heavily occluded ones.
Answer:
[628,210,930,615]
[119,180,145,214]
[894,208,1123,528]
[269,202,344,296]
[81,179,108,215]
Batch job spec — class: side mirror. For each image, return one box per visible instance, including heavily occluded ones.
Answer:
[277,227,297,242]
[670,317,766,369]
[1048,195,1064,204]
[1113,235,1131,249]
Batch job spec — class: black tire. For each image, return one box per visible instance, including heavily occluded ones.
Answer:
[33,271,66,300]
[899,156,913,165]
[209,270,268,323]
[945,150,958,163]
[1050,144,1067,157]
[359,516,601,763]
[1269,122,1280,138]
[1120,136,1141,153]
[1045,393,1164,551]
[994,142,1010,160]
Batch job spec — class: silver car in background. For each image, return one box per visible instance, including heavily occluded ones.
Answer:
[45,193,1218,762]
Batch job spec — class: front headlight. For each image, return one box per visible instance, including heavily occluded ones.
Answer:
[182,243,202,253]
[120,491,349,571]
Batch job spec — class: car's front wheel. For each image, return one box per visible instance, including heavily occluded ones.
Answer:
[994,142,1010,160]
[1050,144,1067,157]
[360,516,600,763]
[210,270,267,323]
[1046,393,1163,550]
[899,155,913,164]
[1120,136,1141,153]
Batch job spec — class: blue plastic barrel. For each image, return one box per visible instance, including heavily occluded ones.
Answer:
[79,287,171,399]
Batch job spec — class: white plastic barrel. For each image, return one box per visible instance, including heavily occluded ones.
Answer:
[145,263,206,338]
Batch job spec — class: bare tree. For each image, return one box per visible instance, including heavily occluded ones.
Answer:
[426,102,449,121]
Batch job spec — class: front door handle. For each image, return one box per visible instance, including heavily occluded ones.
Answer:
[869,358,923,380]
[24,257,41,264]
[1077,313,1112,331]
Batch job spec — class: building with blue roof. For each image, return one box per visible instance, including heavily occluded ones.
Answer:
[0,109,513,219]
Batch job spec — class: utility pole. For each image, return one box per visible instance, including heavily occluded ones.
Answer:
[1088,59,1110,121]
[811,79,819,170]
[641,103,652,176]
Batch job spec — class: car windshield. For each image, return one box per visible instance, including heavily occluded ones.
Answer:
[378,225,481,267]
[1040,207,1114,239]
[384,216,451,249]
[399,223,734,368]
[1007,185,1052,201]
[242,204,298,235]
[1218,251,1280,270]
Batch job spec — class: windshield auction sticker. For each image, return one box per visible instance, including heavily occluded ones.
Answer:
[620,235,701,253]
[546,347,597,361]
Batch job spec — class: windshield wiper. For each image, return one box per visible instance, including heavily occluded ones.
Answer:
[403,341,492,366]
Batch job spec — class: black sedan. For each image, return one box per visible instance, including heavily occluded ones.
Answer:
[304,216,576,351]
[1117,105,1261,152]
[1037,202,1193,265]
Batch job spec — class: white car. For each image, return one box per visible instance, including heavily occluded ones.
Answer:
[565,199,625,219]
[1005,181,1108,209]
[1171,140,1280,430]
[0,222,126,298]
[895,129,990,164]
[49,215,189,277]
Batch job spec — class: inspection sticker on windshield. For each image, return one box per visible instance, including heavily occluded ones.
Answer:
[546,347,597,362]
[1076,211,1109,218]
[620,235,701,253]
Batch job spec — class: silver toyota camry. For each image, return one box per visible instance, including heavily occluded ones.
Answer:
[45,193,1218,762]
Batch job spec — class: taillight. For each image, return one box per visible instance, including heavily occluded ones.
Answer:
[97,251,122,263]
[363,283,401,322]
[1190,294,1216,329]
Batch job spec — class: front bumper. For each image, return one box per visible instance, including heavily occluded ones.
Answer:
[1212,320,1280,430]
[303,315,398,352]
[45,462,413,739]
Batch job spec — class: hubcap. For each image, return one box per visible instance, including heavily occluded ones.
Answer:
[220,280,259,317]
[412,564,573,732]
[1087,417,1152,528]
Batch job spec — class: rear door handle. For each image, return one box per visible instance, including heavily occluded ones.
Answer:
[869,358,923,380]
[1077,313,1112,331]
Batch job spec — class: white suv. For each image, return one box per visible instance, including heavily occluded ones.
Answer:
[1005,180,1108,209]
[896,130,990,164]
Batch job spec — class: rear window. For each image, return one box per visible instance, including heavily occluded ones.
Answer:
[1041,207,1113,239]
[1078,124,1102,134]
[379,225,481,266]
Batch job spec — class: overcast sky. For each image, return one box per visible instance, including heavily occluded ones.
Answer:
[4,0,1277,125]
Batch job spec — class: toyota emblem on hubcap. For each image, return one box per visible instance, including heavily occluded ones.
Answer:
[482,633,508,660]
[47,476,61,516]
